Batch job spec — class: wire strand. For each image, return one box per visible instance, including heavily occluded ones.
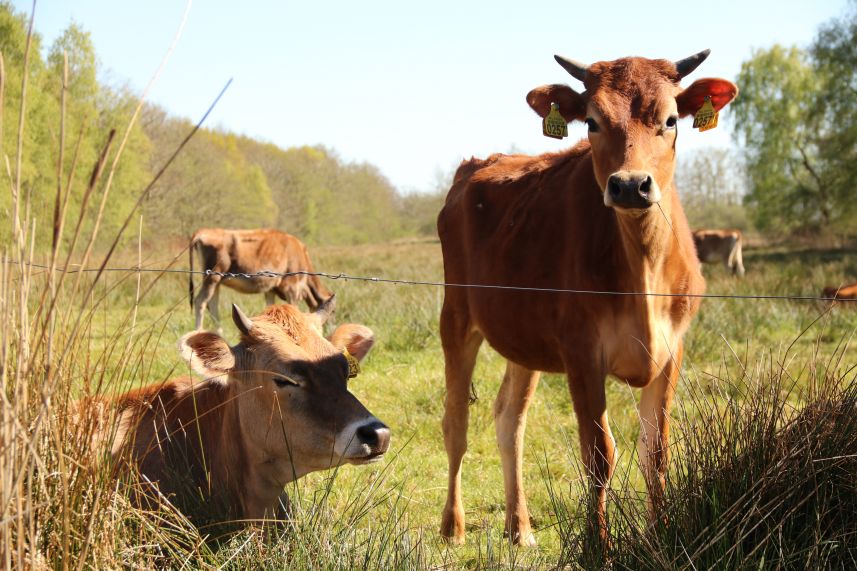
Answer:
[3,259,854,303]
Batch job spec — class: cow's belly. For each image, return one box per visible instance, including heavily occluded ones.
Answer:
[221,276,279,294]
[700,250,725,263]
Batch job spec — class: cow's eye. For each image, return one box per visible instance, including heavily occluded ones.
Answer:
[585,118,599,133]
[273,375,299,388]
[665,115,678,129]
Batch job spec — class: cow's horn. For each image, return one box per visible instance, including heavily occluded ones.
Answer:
[232,304,253,335]
[554,55,588,82]
[314,294,336,325]
[675,49,710,79]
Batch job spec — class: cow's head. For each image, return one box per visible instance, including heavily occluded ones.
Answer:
[527,50,737,212]
[178,297,389,480]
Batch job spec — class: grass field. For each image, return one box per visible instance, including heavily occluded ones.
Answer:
[4,236,852,568]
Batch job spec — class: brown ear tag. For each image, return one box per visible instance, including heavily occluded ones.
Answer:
[693,96,718,132]
[542,102,568,139]
[343,349,360,379]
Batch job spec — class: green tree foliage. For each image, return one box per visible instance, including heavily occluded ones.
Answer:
[811,1,857,230]
[235,138,403,244]
[0,3,54,244]
[141,108,276,237]
[732,2,857,236]
[674,147,749,231]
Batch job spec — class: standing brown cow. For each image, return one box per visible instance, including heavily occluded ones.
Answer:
[692,229,745,276]
[189,228,333,331]
[437,50,737,545]
[91,299,390,523]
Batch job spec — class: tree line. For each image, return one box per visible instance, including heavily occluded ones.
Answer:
[0,3,441,252]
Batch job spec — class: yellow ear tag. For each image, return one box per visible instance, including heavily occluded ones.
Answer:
[542,102,568,139]
[693,96,718,132]
[343,349,360,379]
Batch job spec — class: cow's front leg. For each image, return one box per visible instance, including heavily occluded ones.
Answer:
[439,298,483,545]
[567,362,615,540]
[276,491,291,519]
[637,342,681,519]
[494,360,540,546]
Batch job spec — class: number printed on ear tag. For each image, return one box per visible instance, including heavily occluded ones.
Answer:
[693,96,718,132]
[543,102,568,139]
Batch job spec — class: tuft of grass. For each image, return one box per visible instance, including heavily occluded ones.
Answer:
[545,341,857,570]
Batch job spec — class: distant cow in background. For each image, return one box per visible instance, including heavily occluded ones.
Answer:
[190,228,332,331]
[822,282,857,302]
[693,229,745,277]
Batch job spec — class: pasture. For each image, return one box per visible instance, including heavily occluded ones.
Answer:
[3,236,855,568]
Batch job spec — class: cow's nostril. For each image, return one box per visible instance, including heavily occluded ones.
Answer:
[639,175,652,195]
[356,420,388,448]
[607,177,622,198]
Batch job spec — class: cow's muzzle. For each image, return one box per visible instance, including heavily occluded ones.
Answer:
[338,418,391,464]
[604,171,661,209]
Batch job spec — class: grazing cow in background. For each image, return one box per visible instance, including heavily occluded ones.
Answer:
[189,228,333,331]
[822,282,857,302]
[692,229,745,277]
[437,50,737,545]
[97,299,389,522]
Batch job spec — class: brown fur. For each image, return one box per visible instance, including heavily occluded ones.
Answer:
[190,228,333,330]
[437,54,737,545]
[823,282,857,301]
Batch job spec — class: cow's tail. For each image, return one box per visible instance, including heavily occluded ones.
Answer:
[189,234,197,308]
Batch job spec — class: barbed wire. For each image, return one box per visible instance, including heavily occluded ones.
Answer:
[2,258,855,303]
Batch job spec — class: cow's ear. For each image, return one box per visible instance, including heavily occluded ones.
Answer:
[178,331,235,382]
[329,324,375,362]
[526,84,586,122]
[676,78,738,117]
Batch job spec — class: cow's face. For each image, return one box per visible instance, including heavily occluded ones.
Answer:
[527,51,737,213]
[178,298,390,480]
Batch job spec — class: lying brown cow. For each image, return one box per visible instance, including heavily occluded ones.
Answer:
[437,50,736,545]
[99,299,389,522]
[822,282,857,301]
[190,228,333,331]
[692,229,745,277]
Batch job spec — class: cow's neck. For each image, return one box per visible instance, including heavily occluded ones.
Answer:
[613,200,677,296]
[205,384,257,517]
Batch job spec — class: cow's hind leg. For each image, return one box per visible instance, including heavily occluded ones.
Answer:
[439,297,483,545]
[731,242,745,277]
[193,276,220,331]
[495,360,540,546]
[638,342,682,520]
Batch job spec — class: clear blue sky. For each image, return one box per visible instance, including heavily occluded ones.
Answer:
[15,0,850,193]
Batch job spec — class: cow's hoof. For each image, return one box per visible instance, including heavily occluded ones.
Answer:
[504,528,537,547]
[440,511,466,545]
[517,532,537,547]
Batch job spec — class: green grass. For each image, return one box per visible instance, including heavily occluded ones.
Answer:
[22,237,850,568]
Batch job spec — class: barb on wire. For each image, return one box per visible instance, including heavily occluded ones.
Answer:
[2,259,855,304]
